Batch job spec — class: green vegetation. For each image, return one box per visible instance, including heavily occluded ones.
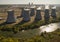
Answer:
[0,15,60,42]
[0,29,60,42]
[0,17,60,33]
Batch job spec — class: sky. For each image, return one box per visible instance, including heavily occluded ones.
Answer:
[0,0,60,4]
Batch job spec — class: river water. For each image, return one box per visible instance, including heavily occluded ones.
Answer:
[16,22,60,38]
[3,22,60,38]
[39,23,60,33]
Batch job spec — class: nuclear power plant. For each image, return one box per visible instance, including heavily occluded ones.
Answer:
[0,4,60,42]
[1,4,57,24]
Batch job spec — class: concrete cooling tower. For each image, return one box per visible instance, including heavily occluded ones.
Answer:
[44,5,50,21]
[6,9,16,23]
[35,7,42,21]
[51,6,56,19]
[23,8,30,22]
[30,6,36,16]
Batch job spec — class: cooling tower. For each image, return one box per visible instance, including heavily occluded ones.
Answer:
[6,10,16,23]
[44,5,50,21]
[30,6,36,16]
[51,6,56,19]
[23,8,30,22]
[35,7,42,21]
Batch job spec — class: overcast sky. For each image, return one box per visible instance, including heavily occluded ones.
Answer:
[0,0,60,4]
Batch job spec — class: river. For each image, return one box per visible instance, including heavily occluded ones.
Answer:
[1,22,60,38]
[39,23,60,33]
[14,22,60,38]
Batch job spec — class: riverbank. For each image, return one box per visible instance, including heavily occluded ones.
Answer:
[0,17,60,33]
[0,29,60,42]
[0,17,60,42]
